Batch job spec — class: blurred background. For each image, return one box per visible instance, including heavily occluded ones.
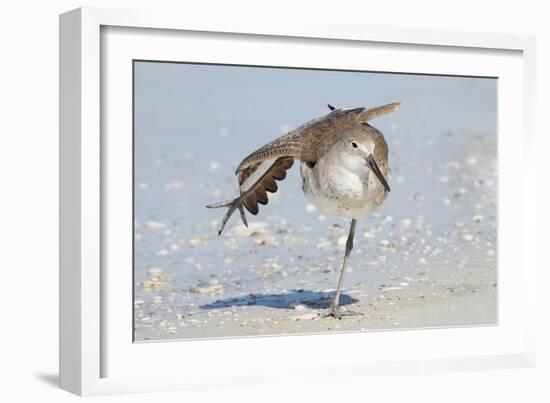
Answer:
[133,61,497,340]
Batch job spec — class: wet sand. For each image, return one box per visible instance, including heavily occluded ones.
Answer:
[133,63,497,341]
[135,258,496,341]
[134,136,497,341]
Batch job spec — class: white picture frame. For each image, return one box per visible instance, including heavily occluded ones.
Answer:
[59,6,537,396]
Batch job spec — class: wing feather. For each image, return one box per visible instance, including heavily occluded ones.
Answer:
[240,157,294,215]
[233,102,400,215]
[236,102,400,173]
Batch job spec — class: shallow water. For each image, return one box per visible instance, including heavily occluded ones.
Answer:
[133,62,497,340]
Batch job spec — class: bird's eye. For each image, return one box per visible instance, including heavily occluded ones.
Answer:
[351,142,358,148]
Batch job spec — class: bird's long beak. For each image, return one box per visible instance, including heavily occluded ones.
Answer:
[365,154,390,192]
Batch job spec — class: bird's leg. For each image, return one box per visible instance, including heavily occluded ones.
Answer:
[332,219,356,311]
[324,218,363,319]
[205,193,248,236]
[206,157,293,236]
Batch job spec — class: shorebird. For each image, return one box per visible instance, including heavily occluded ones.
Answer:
[207,102,400,318]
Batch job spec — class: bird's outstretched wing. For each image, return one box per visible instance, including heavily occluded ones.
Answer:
[236,102,400,174]
[235,102,400,213]
[207,102,400,233]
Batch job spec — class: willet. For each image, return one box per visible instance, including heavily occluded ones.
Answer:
[207,102,400,318]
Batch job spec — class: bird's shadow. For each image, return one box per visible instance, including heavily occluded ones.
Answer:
[200,289,357,310]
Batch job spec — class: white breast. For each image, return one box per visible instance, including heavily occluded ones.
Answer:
[300,160,386,220]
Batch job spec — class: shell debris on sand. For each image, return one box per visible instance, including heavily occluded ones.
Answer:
[253,234,278,247]
[141,280,167,289]
[189,236,208,247]
[473,214,483,223]
[380,239,397,249]
[231,222,268,237]
[144,221,166,230]
[228,221,280,247]
[291,312,321,321]
[316,238,332,250]
[189,280,224,296]
[148,267,173,281]
[157,248,170,256]
[140,267,173,289]
[363,230,375,240]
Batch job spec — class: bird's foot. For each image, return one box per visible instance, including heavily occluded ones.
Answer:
[206,195,248,236]
[323,305,364,319]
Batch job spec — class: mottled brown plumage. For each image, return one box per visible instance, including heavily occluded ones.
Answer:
[235,102,398,215]
[207,102,400,318]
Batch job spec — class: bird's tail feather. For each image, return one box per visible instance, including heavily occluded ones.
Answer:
[359,102,401,122]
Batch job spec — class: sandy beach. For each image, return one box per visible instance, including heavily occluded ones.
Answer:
[133,62,497,342]
[134,154,497,341]
[135,258,496,341]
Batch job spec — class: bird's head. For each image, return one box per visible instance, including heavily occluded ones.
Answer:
[336,125,391,192]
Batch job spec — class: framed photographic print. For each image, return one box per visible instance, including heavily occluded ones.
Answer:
[60,7,537,396]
